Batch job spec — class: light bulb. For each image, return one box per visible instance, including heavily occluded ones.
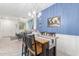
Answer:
[37,12,42,18]
[33,11,36,15]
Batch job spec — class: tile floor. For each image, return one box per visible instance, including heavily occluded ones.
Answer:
[0,36,22,56]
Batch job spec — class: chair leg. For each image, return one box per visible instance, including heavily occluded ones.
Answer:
[22,42,25,56]
[53,46,56,56]
[22,44,24,56]
[25,46,27,56]
[27,49,29,56]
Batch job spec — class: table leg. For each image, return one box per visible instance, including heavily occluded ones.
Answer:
[42,44,47,56]
[42,44,44,56]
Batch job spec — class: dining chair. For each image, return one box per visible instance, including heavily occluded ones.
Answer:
[21,33,27,56]
[26,34,43,56]
[48,32,56,56]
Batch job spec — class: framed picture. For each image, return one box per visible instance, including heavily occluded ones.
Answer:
[48,16,60,27]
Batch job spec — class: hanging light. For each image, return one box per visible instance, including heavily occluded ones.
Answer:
[33,11,36,15]
[37,12,42,18]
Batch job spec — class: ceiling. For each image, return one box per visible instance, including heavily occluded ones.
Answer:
[0,3,54,20]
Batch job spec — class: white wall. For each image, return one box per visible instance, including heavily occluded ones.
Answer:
[56,34,79,56]
[25,21,32,31]
[0,19,19,37]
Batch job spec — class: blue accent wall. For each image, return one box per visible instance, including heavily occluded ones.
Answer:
[37,3,79,35]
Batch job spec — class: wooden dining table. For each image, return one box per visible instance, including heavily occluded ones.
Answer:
[35,35,57,56]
